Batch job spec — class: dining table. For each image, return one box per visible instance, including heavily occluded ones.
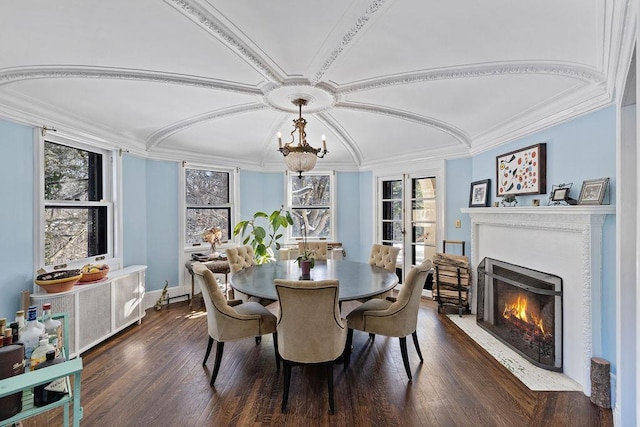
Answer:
[229,259,399,302]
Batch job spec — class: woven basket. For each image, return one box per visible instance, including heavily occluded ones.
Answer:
[35,270,83,293]
[79,267,109,282]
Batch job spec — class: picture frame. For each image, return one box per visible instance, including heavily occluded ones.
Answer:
[578,177,609,205]
[496,143,546,196]
[551,187,569,202]
[469,179,491,207]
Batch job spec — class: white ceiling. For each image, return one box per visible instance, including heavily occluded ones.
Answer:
[0,1,632,171]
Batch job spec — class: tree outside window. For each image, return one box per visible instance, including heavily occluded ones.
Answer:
[288,174,332,239]
[185,168,231,246]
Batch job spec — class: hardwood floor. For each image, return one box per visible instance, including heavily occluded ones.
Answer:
[23,298,612,426]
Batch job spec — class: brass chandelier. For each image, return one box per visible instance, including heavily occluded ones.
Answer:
[278,98,328,178]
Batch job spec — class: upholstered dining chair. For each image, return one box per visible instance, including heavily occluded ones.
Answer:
[274,279,348,415]
[346,259,432,381]
[192,262,279,386]
[365,243,401,300]
[297,241,328,260]
[225,245,257,302]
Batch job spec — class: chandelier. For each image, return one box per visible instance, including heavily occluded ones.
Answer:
[278,98,328,178]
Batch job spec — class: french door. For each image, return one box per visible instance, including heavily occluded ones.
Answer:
[379,174,437,292]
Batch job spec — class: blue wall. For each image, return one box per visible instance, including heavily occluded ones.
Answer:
[337,172,364,262]
[445,158,472,255]
[122,154,148,267]
[0,120,34,317]
[144,160,179,291]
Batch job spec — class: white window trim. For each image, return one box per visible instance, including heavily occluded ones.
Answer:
[34,129,118,279]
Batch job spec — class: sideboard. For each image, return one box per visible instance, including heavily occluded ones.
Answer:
[30,265,146,357]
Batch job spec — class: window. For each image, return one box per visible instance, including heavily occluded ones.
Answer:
[43,141,111,266]
[185,168,232,246]
[287,172,334,240]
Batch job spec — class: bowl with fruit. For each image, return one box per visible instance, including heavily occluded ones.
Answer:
[78,264,110,283]
[35,269,83,293]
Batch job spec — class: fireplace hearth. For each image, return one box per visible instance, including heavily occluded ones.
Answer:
[477,258,562,371]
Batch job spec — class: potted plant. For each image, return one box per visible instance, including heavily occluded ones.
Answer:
[233,206,293,264]
[294,222,315,279]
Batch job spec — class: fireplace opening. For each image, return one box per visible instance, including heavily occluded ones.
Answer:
[477,258,562,371]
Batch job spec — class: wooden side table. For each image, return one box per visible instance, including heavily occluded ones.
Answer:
[185,259,231,308]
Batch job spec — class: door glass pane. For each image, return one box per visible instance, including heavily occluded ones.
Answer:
[383,180,402,199]
[412,199,436,221]
[383,201,402,220]
[413,223,436,246]
[412,177,436,198]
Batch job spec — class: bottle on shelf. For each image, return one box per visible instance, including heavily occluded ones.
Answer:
[14,310,25,331]
[41,303,62,357]
[33,350,67,407]
[3,329,12,346]
[30,338,56,371]
[17,306,46,369]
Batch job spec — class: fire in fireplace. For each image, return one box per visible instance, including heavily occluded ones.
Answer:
[476,258,562,371]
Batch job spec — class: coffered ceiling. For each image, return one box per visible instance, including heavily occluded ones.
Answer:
[0,1,633,171]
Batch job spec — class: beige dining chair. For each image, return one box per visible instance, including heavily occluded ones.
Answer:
[366,243,400,300]
[345,259,432,381]
[192,262,279,386]
[226,245,258,302]
[274,279,348,415]
[297,241,328,260]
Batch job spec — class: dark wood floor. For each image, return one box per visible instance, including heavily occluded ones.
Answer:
[23,298,612,427]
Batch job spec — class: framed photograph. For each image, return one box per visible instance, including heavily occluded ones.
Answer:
[551,187,569,202]
[496,143,546,196]
[469,179,491,207]
[578,177,609,205]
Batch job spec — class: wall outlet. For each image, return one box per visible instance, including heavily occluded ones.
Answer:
[455,219,461,228]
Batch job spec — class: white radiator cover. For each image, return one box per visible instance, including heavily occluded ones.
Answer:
[31,265,146,357]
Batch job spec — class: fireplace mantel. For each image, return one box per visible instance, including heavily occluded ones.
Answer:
[460,204,615,394]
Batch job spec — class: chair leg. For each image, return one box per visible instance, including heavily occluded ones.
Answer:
[326,362,335,415]
[282,360,292,413]
[412,330,424,362]
[255,336,262,345]
[273,332,280,371]
[344,329,353,369]
[210,341,225,386]
[399,336,412,381]
[369,333,375,341]
[203,336,214,366]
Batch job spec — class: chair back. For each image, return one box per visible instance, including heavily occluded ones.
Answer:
[369,244,401,273]
[274,279,346,363]
[226,245,256,273]
[193,262,263,341]
[378,260,432,336]
[298,241,328,260]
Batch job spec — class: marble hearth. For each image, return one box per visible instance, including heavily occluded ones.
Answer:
[461,206,615,395]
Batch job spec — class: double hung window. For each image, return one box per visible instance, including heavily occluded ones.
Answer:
[287,172,334,240]
[43,141,111,267]
[184,168,232,246]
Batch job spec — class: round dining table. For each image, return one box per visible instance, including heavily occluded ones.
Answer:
[229,259,398,301]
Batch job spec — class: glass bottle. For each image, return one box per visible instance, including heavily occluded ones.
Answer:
[30,338,56,371]
[33,350,66,407]
[42,303,62,357]
[18,306,45,369]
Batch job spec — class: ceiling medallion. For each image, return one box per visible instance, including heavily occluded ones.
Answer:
[278,98,328,178]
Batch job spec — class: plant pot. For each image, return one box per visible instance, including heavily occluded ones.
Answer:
[300,260,312,279]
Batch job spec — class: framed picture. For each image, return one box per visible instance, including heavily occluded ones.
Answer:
[578,177,609,205]
[469,179,491,207]
[551,187,569,202]
[496,143,546,196]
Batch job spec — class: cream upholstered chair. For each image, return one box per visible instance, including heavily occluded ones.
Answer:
[192,262,278,386]
[297,241,328,260]
[225,245,257,302]
[346,259,432,381]
[274,279,348,415]
[366,243,401,300]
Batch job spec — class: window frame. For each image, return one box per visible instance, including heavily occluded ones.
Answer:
[36,132,115,272]
[285,170,336,243]
[181,163,236,253]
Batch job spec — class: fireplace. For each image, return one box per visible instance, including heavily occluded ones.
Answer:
[477,257,562,371]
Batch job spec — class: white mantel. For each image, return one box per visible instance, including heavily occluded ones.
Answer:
[461,205,615,394]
